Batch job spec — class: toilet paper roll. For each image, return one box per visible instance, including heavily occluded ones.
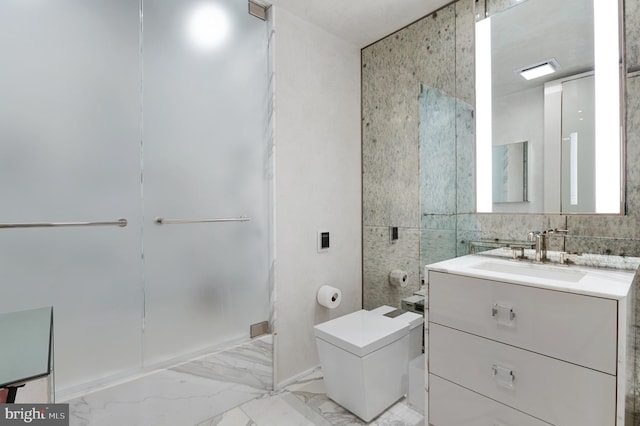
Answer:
[317,285,342,309]
[389,270,408,287]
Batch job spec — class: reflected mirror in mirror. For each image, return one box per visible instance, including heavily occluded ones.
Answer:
[475,0,623,214]
[493,141,528,203]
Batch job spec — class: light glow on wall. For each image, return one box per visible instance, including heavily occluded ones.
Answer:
[570,132,578,205]
[594,0,620,213]
[476,18,493,212]
[186,2,231,51]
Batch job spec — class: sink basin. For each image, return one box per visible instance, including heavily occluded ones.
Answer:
[471,261,587,282]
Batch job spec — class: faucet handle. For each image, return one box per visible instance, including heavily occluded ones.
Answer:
[511,245,527,260]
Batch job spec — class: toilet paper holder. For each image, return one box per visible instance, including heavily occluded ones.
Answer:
[317,285,342,309]
[389,270,408,287]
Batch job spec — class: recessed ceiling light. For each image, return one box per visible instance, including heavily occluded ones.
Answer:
[516,58,560,81]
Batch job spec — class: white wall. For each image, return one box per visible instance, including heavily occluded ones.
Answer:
[272,6,362,387]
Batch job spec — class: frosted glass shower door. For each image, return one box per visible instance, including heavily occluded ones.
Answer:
[0,1,143,392]
[142,0,271,365]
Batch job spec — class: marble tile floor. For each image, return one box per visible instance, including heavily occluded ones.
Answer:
[67,336,274,426]
[65,335,423,426]
[206,370,424,426]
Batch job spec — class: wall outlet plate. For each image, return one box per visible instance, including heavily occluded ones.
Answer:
[390,226,399,243]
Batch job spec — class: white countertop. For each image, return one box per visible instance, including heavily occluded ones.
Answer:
[426,252,639,299]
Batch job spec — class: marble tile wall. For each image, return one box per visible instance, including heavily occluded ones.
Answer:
[455,0,476,108]
[362,2,468,309]
[361,20,421,309]
[628,0,640,72]
[363,226,421,309]
[362,0,640,308]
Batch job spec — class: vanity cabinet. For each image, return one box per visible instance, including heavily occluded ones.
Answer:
[426,257,638,426]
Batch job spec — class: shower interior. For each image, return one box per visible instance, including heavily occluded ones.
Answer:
[0,0,273,399]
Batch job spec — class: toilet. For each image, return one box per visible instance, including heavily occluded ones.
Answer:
[313,307,423,422]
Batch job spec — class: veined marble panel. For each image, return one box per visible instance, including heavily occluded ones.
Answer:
[456,229,481,256]
[475,0,486,21]
[420,86,457,215]
[362,3,457,229]
[627,75,640,215]
[363,226,421,310]
[455,0,476,107]
[626,0,640,71]
[456,100,475,214]
[412,5,457,96]
[486,0,524,17]
[564,235,640,257]
[421,228,457,268]
[474,214,566,241]
[566,215,640,240]
[422,214,456,230]
[362,25,421,229]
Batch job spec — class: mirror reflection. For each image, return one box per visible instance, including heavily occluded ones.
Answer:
[492,141,528,203]
[475,0,623,214]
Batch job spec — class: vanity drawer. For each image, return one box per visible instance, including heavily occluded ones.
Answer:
[429,374,552,426]
[429,271,617,374]
[429,323,616,426]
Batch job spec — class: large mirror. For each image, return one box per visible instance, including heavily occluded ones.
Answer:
[475,0,624,214]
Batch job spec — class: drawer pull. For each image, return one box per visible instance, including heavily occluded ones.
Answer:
[492,364,515,389]
[491,303,516,325]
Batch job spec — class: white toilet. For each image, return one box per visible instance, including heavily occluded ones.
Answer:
[313,307,423,422]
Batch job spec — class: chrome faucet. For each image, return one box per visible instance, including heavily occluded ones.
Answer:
[527,231,546,262]
[527,228,569,262]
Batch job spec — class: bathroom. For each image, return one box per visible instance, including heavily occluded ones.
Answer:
[0,0,638,424]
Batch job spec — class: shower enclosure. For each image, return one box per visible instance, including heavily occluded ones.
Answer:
[0,0,272,396]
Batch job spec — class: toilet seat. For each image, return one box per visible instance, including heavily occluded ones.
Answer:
[313,310,409,357]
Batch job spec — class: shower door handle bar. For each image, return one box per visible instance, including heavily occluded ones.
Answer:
[155,216,251,225]
[0,218,128,229]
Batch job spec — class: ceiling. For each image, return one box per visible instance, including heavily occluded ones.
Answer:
[491,0,593,97]
[266,0,454,47]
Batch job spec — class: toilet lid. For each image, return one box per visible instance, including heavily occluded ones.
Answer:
[314,310,409,357]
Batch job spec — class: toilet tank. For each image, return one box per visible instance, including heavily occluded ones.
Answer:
[368,306,424,359]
